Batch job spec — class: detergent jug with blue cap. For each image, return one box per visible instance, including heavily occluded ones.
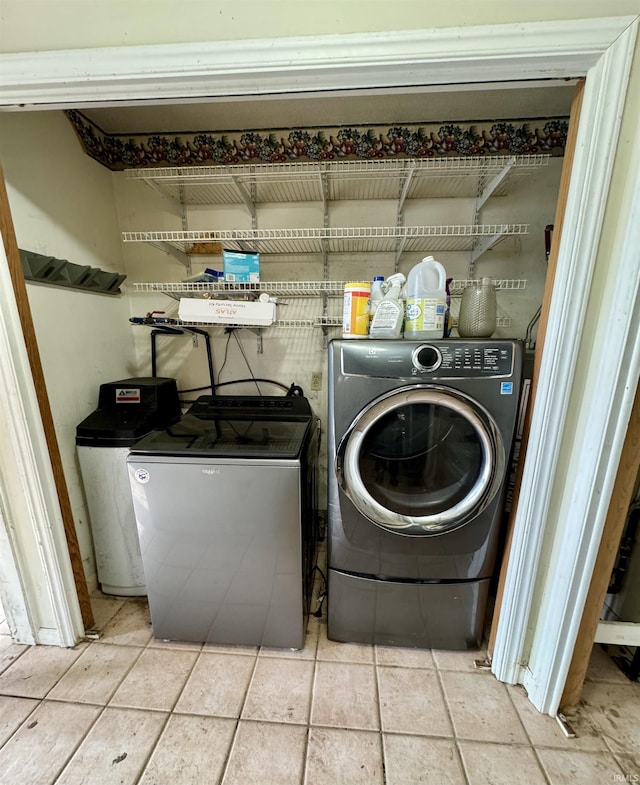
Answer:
[404,256,447,340]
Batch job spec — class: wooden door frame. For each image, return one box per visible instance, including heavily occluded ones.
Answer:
[489,80,585,652]
[490,78,639,706]
[0,165,93,642]
[562,382,640,707]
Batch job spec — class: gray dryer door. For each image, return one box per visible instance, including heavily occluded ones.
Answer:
[337,386,505,536]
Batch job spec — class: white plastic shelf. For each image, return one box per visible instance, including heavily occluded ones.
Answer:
[124,155,550,205]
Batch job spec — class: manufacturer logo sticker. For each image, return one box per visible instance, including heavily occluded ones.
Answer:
[116,388,141,403]
[134,468,150,484]
[500,382,514,395]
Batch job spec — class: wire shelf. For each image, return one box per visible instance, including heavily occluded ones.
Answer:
[451,317,513,328]
[123,224,528,256]
[124,155,550,204]
[133,280,346,297]
[449,279,527,294]
[133,279,526,298]
[142,315,514,330]
[172,317,343,329]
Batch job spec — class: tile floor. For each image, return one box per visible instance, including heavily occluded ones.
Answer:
[0,598,639,785]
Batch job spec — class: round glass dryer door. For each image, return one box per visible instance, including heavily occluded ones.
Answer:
[337,386,505,536]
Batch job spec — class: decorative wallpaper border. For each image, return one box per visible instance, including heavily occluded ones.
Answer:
[65,110,568,171]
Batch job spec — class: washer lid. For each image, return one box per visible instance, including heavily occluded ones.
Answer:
[129,394,314,458]
[337,386,505,536]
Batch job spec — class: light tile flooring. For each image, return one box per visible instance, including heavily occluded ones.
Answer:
[0,599,639,785]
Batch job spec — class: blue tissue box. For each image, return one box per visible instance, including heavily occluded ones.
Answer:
[222,250,260,283]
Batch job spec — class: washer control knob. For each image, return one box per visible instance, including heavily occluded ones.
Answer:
[413,345,442,372]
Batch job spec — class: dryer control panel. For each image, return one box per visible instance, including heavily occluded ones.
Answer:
[340,339,517,379]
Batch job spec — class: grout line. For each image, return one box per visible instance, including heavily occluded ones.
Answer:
[164,643,203,714]
[0,695,44,755]
[599,725,630,763]
[102,643,146,708]
[301,621,322,785]
[218,719,241,784]
[609,749,639,781]
[453,739,471,785]
[216,647,261,784]
[502,677,537,748]
[130,709,173,785]
[433,663,458,740]
[307,641,320,730]
[50,702,108,785]
[380,730,387,785]
[31,642,92,703]
[237,649,262,723]
[373,658,388,785]
[51,704,173,785]
[300,724,311,785]
[0,636,30,677]
[303,621,319,727]
[529,745,554,785]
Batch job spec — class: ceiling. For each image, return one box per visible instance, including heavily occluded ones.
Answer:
[81,82,575,135]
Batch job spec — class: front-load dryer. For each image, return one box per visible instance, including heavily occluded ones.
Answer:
[327,339,523,650]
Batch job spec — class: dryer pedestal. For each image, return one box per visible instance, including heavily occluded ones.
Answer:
[328,569,489,650]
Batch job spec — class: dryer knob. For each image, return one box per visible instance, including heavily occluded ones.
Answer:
[413,345,442,372]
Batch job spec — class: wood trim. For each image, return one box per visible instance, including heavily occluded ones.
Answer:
[561,381,640,708]
[488,79,585,655]
[0,165,94,630]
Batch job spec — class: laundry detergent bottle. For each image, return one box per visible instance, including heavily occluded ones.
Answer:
[404,256,447,340]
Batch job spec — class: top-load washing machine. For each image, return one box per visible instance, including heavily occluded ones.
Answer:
[128,395,320,649]
[327,339,523,650]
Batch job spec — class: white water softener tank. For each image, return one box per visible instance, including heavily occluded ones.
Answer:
[404,256,447,340]
[76,377,181,596]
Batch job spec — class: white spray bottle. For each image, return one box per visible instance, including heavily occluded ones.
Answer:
[369,273,406,339]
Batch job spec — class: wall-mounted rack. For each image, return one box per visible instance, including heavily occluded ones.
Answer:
[124,155,550,208]
[132,278,522,349]
[123,155,547,272]
[123,224,529,268]
[124,156,545,345]
[132,278,526,299]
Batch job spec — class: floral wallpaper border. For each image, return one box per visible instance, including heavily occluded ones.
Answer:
[65,110,568,170]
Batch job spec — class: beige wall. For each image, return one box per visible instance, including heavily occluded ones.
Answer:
[0,112,138,589]
[0,0,638,51]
